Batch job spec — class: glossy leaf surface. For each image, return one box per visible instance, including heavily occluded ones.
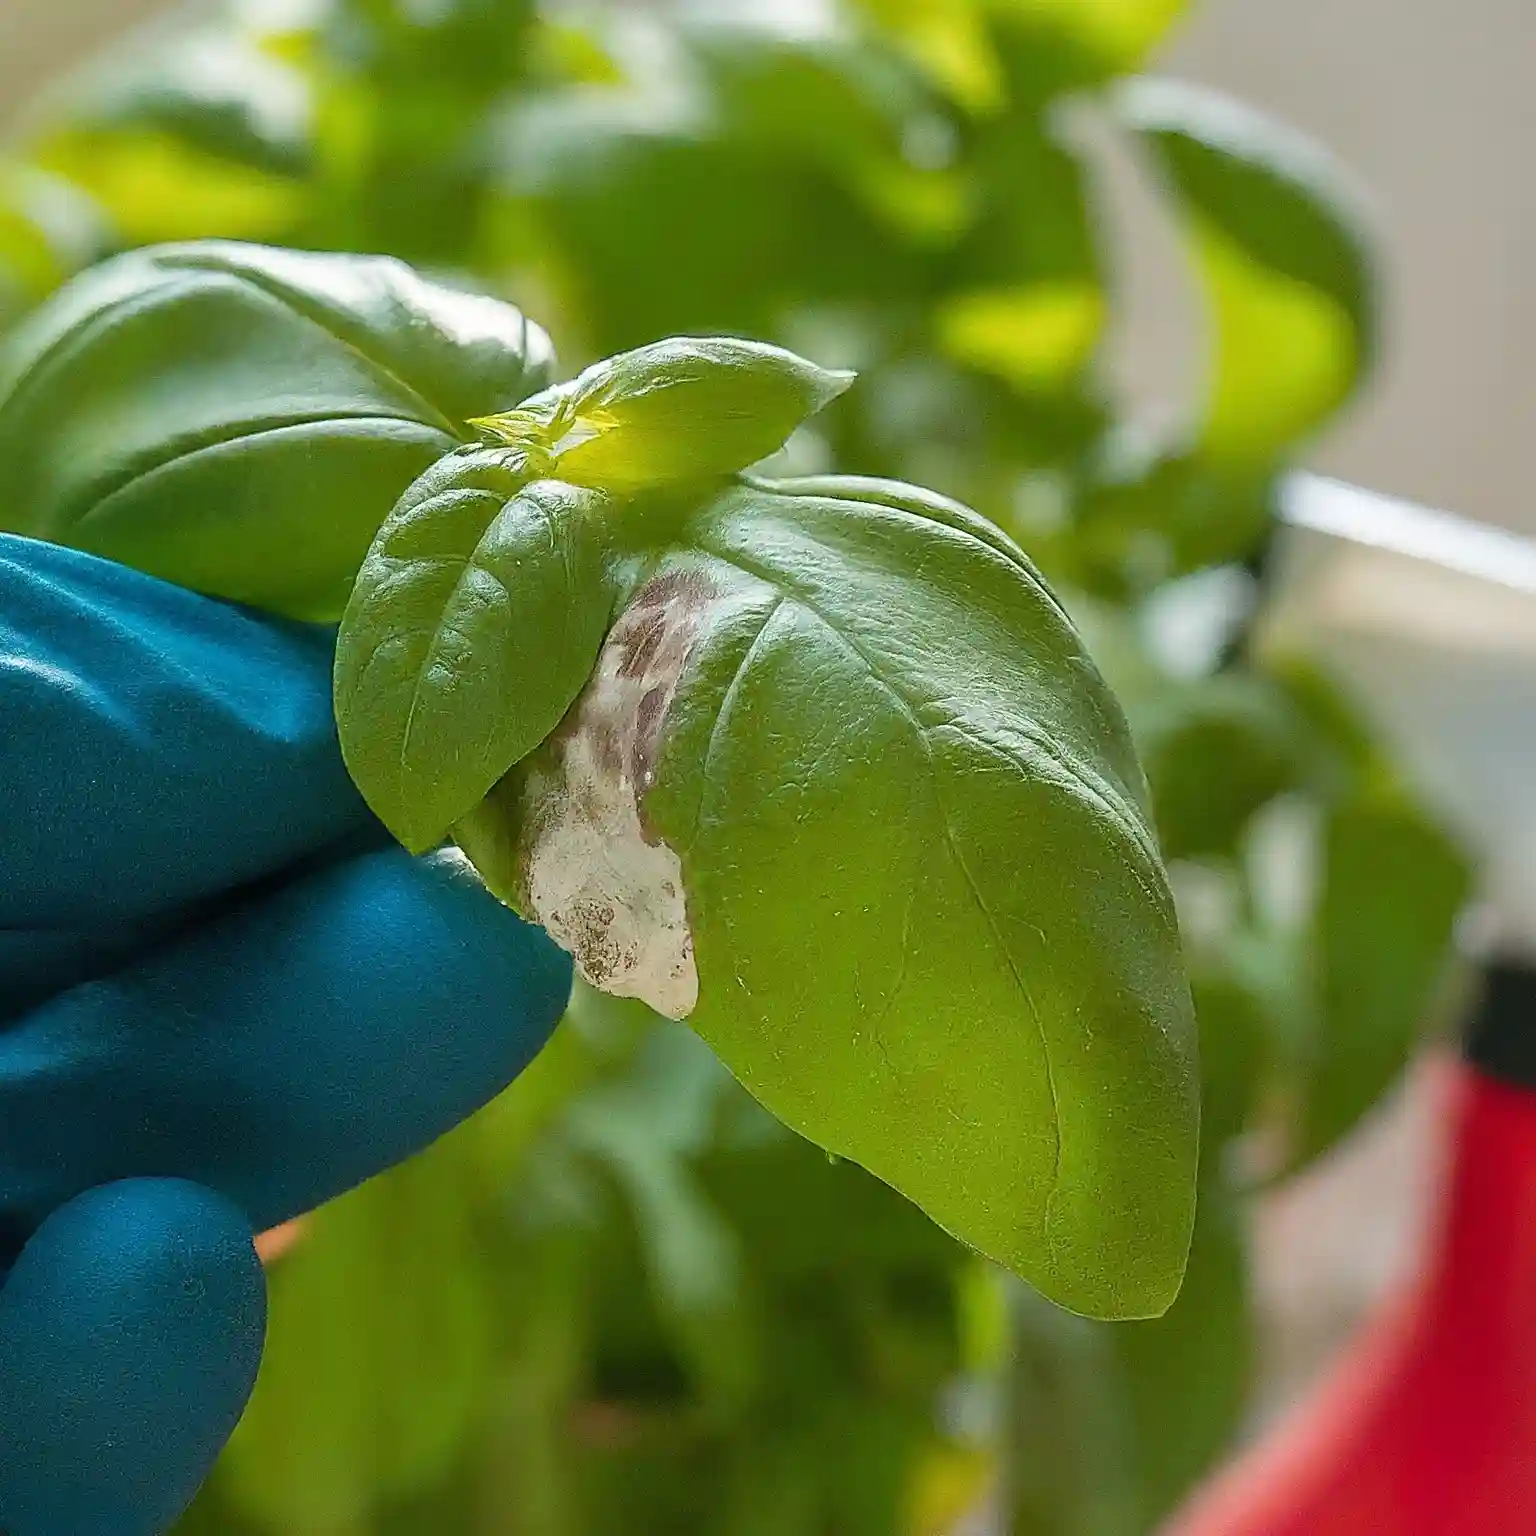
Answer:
[425,465,1198,1318]
[335,458,616,853]
[0,240,553,619]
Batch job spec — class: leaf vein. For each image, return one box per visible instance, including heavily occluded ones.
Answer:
[750,590,1064,1235]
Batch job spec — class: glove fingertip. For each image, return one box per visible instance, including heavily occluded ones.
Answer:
[419,845,575,1043]
[0,1179,265,1536]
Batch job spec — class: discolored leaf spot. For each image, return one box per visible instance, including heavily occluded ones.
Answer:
[456,568,756,1021]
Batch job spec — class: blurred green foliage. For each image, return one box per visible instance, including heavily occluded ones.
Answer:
[0,1,1472,1531]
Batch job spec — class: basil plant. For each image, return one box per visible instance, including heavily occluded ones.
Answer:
[0,240,1198,1320]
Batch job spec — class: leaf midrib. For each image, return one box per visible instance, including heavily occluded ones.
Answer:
[69,412,448,535]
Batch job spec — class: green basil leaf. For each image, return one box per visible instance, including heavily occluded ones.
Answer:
[846,0,1006,114]
[335,453,616,852]
[1003,0,1190,84]
[1133,674,1300,861]
[222,1144,494,1530]
[1118,78,1377,466]
[1071,440,1276,594]
[471,337,853,494]
[451,469,1197,1318]
[33,132,305,248]
[941,116,1104,401]
[681,20,969,244]
[491,97,807,348]
[683,21,926,174]
[988,0,1191,105]
[1299,784,1470,1160]
[35,26,313,181]
[1005,1178,1250,1535]
[0,239,554,619]
[1265,649,1381,798]
[1110,1176,1251,1526]
[562,1022,759,1408]
[1188,953,1270,1151]
[1004,1282,1139,1536]
[0,166,103,328]
[26,29,313,248]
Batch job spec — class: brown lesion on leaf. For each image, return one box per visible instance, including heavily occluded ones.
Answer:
[510,566,722,1019]
[615,608,669,679]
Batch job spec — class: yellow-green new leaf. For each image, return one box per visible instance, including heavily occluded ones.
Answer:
[472,337,853,494]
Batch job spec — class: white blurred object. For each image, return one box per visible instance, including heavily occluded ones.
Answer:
[1268,474,1536,954]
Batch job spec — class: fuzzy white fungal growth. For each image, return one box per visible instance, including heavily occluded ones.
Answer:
[516,571,719,1019]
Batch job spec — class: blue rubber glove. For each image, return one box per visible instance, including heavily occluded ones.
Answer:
[0,533,573,1536]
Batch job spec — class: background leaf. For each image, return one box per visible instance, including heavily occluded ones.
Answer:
[1110,1177,1252,1527]
[1003,1178,1251,1535]
[223,1144,495,1533]
[1133,673,1300,861]
[0,163,105,321]
[1119,77,1378,466]
[1298,782,1471,1160]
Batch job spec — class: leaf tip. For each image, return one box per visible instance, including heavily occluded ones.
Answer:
[816,365,858,405]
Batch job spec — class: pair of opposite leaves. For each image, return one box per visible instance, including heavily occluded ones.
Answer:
[0,241,1196,1319]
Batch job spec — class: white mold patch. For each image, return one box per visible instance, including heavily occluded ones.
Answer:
[517,570,720,1019]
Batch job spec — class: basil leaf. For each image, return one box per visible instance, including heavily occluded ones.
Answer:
[845,0,1006,114]
[1133,674,1300,861]
[0,164,105,322]
[1003,1282,1138,1536]
[38,27,313,181]
[222,1144,494,1530]
[1118,78,1377,466]
[1300,785,1470,1160]
[0,239,554,620]
[986,0,1191,106]
[1188,954,1269,1151]
[1001,0,1190,88]
[561,1022,759,1409]
[1110,1176,1252,1527]
[448,469,1197,1318]
[1005,1176,1249,1535]
[335,452,616,853]
[471,337,853,494]
[939,115,1104,401]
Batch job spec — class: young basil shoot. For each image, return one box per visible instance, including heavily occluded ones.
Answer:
[0,242,1199,1320]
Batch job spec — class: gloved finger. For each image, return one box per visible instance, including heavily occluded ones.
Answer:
[0,847,573,1237]
[0,533,374,934]
[0,1178,266,1536]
